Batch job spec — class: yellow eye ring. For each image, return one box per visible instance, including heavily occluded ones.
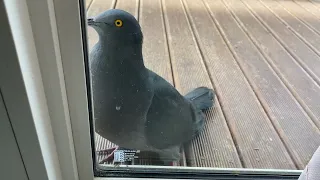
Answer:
[115,19,123,27]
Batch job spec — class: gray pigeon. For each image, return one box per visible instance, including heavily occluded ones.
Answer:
[88,9,215,165]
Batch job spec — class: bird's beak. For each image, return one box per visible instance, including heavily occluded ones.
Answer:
[87,18,95,26]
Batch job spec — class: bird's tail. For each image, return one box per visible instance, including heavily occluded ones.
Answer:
[184,87,215,110]
[184,87,215,137]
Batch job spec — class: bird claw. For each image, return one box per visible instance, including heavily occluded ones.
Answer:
[97,146,119,164]
[99,153,115,164]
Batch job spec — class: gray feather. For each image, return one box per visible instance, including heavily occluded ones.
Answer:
[185,87,215,110]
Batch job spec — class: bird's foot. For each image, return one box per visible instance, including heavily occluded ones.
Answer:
[163,161,178,166]
[170,161,179,166]
[97,146,119,164]
[99,152,116,164]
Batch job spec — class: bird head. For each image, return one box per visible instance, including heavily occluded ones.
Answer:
[87,9,143,45]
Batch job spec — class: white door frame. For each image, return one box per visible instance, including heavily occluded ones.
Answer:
[2,0,94,179]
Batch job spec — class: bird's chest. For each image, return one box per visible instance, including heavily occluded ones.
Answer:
[92,72,152,141]
[102,74,151,112]
[92,63,151,111]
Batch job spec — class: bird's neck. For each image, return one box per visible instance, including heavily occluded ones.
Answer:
[98,38,145,71]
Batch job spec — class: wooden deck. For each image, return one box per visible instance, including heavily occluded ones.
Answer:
[86,0,320,170]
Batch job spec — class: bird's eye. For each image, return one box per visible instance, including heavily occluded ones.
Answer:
[114,19,123,27]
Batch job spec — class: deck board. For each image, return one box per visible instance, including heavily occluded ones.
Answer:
[161,0,240,167]
[257,0,320,126]
[242,0,320,124]
[310,0,320,10]
[86,0,93,9]
[116,0,139,19]
[87,0,320,170]
[87,0,115,50]
[139,0,189,166]
[222,0,320,168]
[261,0,320,56]
[203,0,296,169]
[140,0,173,82]
[274,0,320,34]
[244,0,320,86]
[293,0,320,20]
[183,0,277,168]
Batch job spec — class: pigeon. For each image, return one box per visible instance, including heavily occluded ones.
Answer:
[88,9,215,165]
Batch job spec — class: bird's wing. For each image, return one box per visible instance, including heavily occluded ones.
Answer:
[145,70,196,149]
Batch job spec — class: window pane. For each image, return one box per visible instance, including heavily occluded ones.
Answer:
[85,0,320,176]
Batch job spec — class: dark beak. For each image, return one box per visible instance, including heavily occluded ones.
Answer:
[87,18,95,26]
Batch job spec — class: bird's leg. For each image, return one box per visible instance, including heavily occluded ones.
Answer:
[99,151,116,164]
[97,146,119,164]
